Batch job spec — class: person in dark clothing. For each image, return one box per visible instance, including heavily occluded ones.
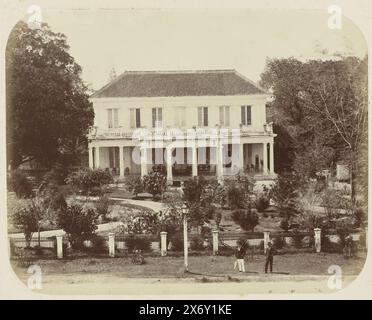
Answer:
[265,241,275,273]
[234,243,246,272]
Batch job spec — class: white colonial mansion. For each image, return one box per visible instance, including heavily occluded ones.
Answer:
[88,69,276,184]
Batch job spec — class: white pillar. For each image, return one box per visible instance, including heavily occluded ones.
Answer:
[141,147,148,177]
[263,230,270,253]
[212,230,219,255]
[269,141,274,173]
[217,141,223,180]
[88,146,93,169]
[166,147,173,182]
[119,146,124,177]
[95,146,100,169]
[314,228,321,253]
[56,235,63,259]
[239,143,244,172]
[183,215,189,271]
[160,231,167,257]
[108,233,115,257]
[262,143,268,174]
[192,145,198,177]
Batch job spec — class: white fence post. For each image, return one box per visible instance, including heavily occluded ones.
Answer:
[314,228,321,253]
[108,233,115,257]
[263,230,270,253]
[212,230,219,255]
[160,231,167,257]
[56,235,63,259]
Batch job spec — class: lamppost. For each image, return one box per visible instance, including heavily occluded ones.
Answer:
[182,203,189,272]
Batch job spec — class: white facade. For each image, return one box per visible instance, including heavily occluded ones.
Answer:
[88,71,276,183]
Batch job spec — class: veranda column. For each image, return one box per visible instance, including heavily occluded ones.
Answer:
[269,141,274,173]
[239,143,244,172]
[88,146,93,169]
[192,145,198,177]
[140,146,148,177]
[95,146,100,169]
[119,146,124,178]
[166,147,173,182]
[262,142,268,174]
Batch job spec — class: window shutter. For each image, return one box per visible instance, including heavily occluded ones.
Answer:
[246,106,251,125]
[158,108,163,126]
[203,107,208,126]
[181,107,186,126]
[225,106,230,126]
[219,106,224,125]
[113,109,119,128]
[136,108,141,128]
[241,106,246,125]
[198,107,203,126]
[152,108,156,128]
[107,109,113,128]
[130,109,135,128]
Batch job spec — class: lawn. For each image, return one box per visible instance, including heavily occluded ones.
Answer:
[11,252,366,280]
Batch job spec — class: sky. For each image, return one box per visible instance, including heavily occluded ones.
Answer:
[39,8,367,91]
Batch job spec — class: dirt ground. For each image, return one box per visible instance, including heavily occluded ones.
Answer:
[10,252,366,295]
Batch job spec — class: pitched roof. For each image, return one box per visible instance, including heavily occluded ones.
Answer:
[91,69,266,98]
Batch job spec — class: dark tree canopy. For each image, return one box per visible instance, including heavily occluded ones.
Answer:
[6,21,94,168]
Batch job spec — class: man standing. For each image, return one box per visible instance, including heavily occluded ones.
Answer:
[235,242,246,273]
[265,241,275,273]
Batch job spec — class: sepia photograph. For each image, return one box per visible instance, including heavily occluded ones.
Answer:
[1,0,370,299]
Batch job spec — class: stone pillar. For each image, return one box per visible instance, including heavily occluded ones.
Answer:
[119,146,124,177]
[262,143,268,174]
[263,230,270,253]
[108,233,115,257]
[140,147,148,177]
[314,228,321,253]
[95,146,100,169]
[56,235,63,259]
[160,231,167,257]
[212,230,219,255]
[88,146,93,169]
[166,147,173,182]
[192,145,198,177]
[269,141,274,173]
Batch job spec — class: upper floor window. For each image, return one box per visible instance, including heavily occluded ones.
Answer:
[152,107,163,128]
[219,106,230,126]
[174,107,186,127]
[198,106,208,127]
[130,108,141,128]
[107,108,119,128]
[241,105,252,125]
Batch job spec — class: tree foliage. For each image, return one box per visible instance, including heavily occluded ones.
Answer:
[6,21,94,168]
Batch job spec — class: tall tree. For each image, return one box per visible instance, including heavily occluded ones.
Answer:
[260,56,367,206]
[6,21,94,169]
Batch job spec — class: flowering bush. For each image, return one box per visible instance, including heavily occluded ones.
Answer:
[11,202,39,247]
[142,171,167,200]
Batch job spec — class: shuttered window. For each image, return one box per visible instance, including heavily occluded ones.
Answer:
[135,108,141,128]
[152,108,163,128]
[107,108,119,128]
[241,105,251,125]
[198,107,208,126]
[219,106,230,126]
